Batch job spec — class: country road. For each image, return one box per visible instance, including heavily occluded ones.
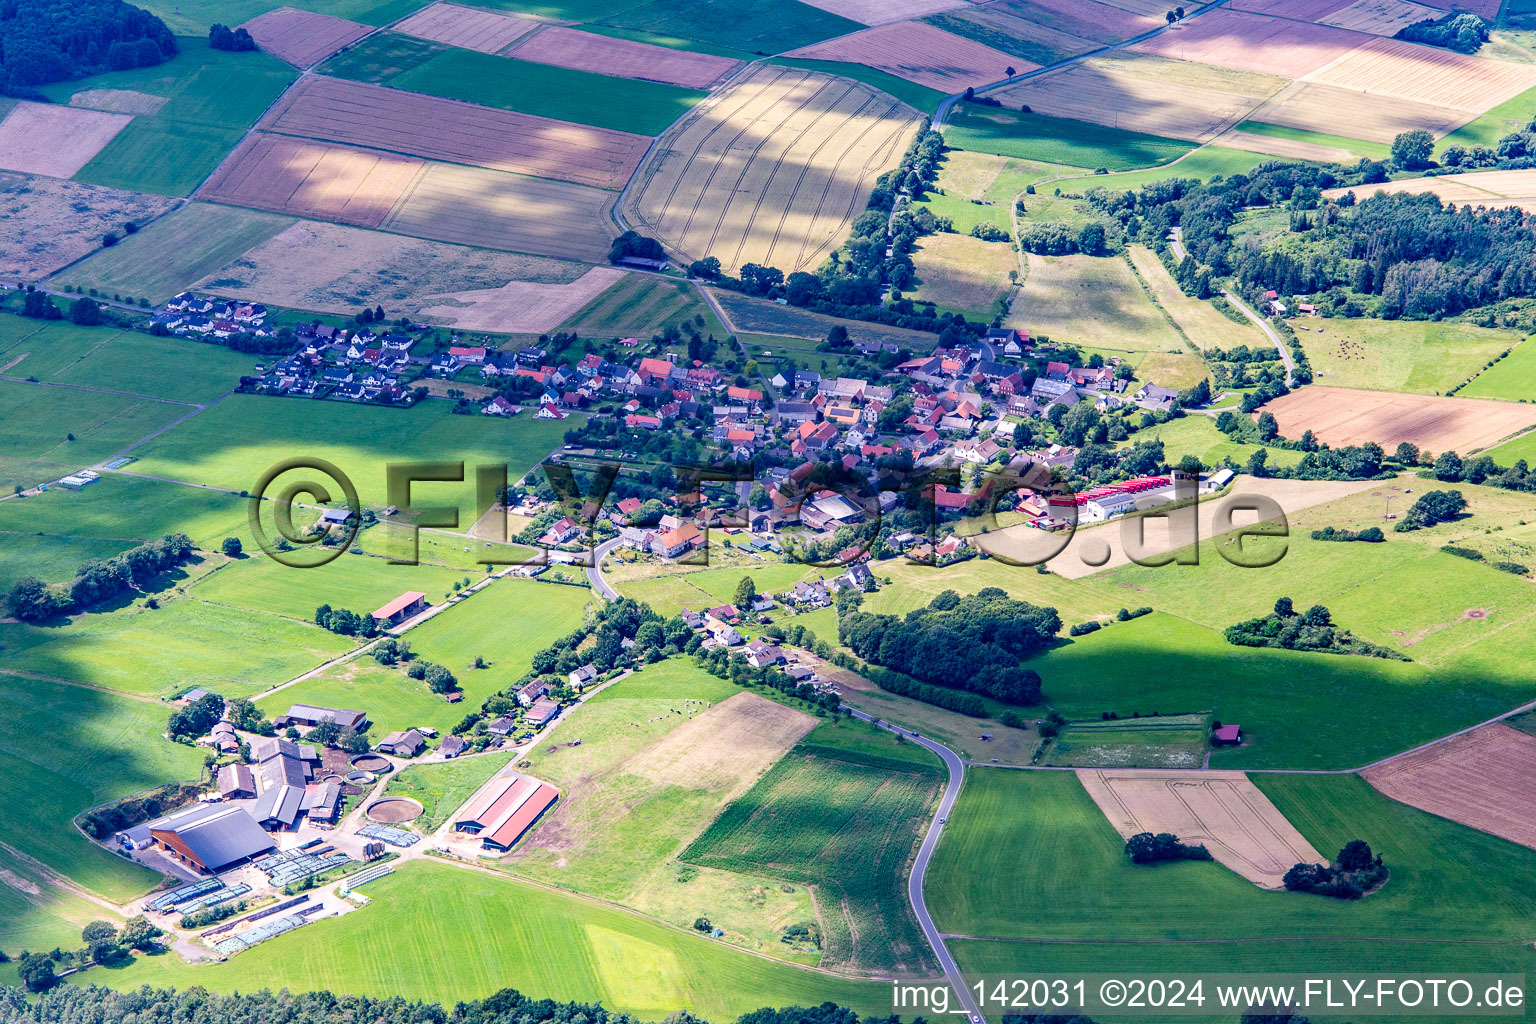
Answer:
[586,536,624,601]
[1169,226,1294,384]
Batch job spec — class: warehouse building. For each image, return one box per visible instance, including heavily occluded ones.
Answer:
[146,805,275,873]
[453,774,558,852]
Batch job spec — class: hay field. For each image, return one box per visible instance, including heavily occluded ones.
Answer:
[991,55,1281,142]
[909,232,1014,316]
[393,2,539,52]
[1009,253,1184,352]
[800,0,967,24]
[1219,128,1355,162]
[1320,0,1444,34]
[1262,386,1536,452]
[199,133,424,226]
[261,76,649,189]
[380,160,618,261]
[1132,10,1370,79]
[68,89,167,115]
[417,266,628,332]
[1362,725,1536,851]
[1078,769,1325,889]
[508,25,741,88]
[0,173,178,279]
[1304,36,1536,111]
[1128,245,1264,348]
[239,7,372,66]
[195,219,592,314]
[1245,80,1468,144]
[787,21,1025,91]
[1333,169,1536,211]
[0,101,131,178]
[625,65,920,275]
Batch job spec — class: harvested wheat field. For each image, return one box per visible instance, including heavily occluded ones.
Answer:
[68,89,167,115]
[993,55,1281,141]
[392,2,538,52]
[1363,725,1536,851]
[380,161,618,261]
[1320,0,1444,34]
[1248,80,1469,143]
[507,26,741,88]
[1133,10,1369,79]
[239,7,371,67]
[197,219,591,314]
[626,65,920,274]
[0,172,178,278]
[1229,0,1350,15]
[0,101,131,178]
[1262,386,1536,452]
[786,22,1027,91]
[938,0,1161,59]
[1330,169,1536,211]
[801,0,968,25]
[1305,36,1536,111]
[261,76,648,189]
[200,133,423,227]
[417,266,625,332]
[1078,769,1325,889]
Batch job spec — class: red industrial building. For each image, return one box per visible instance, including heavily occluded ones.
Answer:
[453,774,559,851]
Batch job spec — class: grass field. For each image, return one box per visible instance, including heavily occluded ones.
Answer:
[616,560,819,617]
[1042,714,1209,768]
[596,0,862,54]
[383,752,515,831]
[945,104,1195,170]
[0,853,120,953]
[0,380,186,494]
[710,289,938,350]
[1051,144,1278,194]
[190,549,468,620]
[51,334,254,404]
[767,57,949,114]
[1008,253,1185,352]
[0,673,205,901]
[1126,245,1265,350]
[134,0,420,35]
[683,742,941,973]
[909,232,1015,320]
[1458,337,1536,402]
[88,860,892,1018]
[1116,415,1305,471]
[561,274,722,337]
[1296,316,1526,395]
[1233,120,1391,161]
[63,203,294,304]
[389,50,707,136]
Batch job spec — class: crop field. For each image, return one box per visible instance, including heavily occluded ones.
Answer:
[1243,80,1467,145]
[1340,168,1536,213]
[559,272,714,336]
[62,202,293,303]
[68,88,167,114]
[317,30,445,80]
[1224,121,1383,162]
[684,743,942,972]
[0,674,205,901]
[416,266,628,333]
[626,66,920,275]
[508,25,741,88]
[99,860,893,1018]
[909,232,1014,318]
[1363,725,1536,850]
[199,134,424,226]
[191,219,590,316]
[1261,385,1536,452]
[1305,36,1536,111]
[240,7,371,66]
[1461,338,1536,401]
[1009,253,1185,352]
[990,55,1281,142]
[1291,316,1524,395]
[1043,716,1210,769]
[786,21,1025,92]
[595,0,863,54]
[1078,769,1325,888]
[769,57,948,115]
[798,0,966,25]
[1320,0,1444,34]
[393,3,538,52]
[945,103,1194,168]
[261,76,649,189]
[1127,245,1264,348]
[1132,10,1369,78]
[0,173,179,279]
[926,0,1161,66]
[708,289,937,348]
[0,101,131,178]
[385,753,516,830]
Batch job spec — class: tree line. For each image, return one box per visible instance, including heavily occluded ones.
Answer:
[5,533,193,621]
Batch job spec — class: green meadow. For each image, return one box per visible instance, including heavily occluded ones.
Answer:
[596,0,861,54]
[133,0,420,38]
[189,549,468,621]
[1459,336,1536,402]
[0,381,187,494]
[1296,317,1524,396]
[945,105,1194,170]
[0,854,120,953]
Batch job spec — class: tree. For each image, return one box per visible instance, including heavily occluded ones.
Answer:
[70,297,103,325]
[208,23,256,49]
[1337,839,1374,871]
[424,663,459,694]
[6,575,64,621]
[82,920,118,944]
[1076,221,1107,255]
[220,536,242,557]
[1274,596,1293,617]
[733,575,757,609]
[1256,411,1279,441]
[688,256,721,279]
[118,915,161,950]
[1390,129,1434,170]
[309,716,342,746]
[18,953,56,992]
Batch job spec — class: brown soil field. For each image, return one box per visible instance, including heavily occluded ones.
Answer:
[508,25,741,88]
[1319,0,1444,35]
[68,89,167,115]
[200,133,423,227]
[625,65,920,274]
[800,0,968,25]
[194,219,588,314]
[1247,79,1469,143]
[787,21,1028,91]
[392,2,539,52]
[1220,128,1356,162]
[0,101,132,178]
[993,56,1281,141]
[1364,725,1536,850]
[0,172,178,279]
[417,266,628,332]
[1262,386,1536,452]
[239,7,372,67]
[380,160,618,261]
[1304,36,1536,111]
[1078,769,1326,889]
[1132,10,1370,79]
[261,76,648,189]
[1330,169,1536,211]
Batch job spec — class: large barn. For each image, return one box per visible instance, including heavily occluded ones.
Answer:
[146,804,275,874]
[453,773,558,852]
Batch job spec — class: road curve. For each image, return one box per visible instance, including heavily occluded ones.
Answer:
[1169,226,1294,384]
[586,536,624,601]
[845,707,986,1024]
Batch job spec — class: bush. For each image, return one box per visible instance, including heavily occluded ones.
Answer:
[1125,831,1212,865]
[1068,621,1102,637]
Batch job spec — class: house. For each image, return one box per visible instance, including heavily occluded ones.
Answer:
[217,764,256,799]
[515,680,549,707]
[1133,383,1180,413]
[541,517,581,545]
[955,438,1002,465]
[1212,723,1242,746]
[525,697,561,727]
[796,420,839,450]
[279,705,368,732]
[373,591,428,626]
[743,639,786,668]
[454,773,558,851]
[483,396,519,417]
[658,523,703,558]
[486,715,518,737]
[146,804,275,873]
[1045,360,1070,380]
[790,580,831,607]
[440,735,468,758]
[679,608,704,629]
[569,664,598,688]
[377,729,426,757]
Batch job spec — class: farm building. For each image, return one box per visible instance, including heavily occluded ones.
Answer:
[253,737,319,790]
[146,804,276,874]
[253,783,305,831]
[377,729,426,757]
[1212,724,1243,746]
[218,764,256,799]
[279,704,368,731]
[373,592,428,626]
[453,773,559,851]
[302,781,342,824]
[525,697,561,727]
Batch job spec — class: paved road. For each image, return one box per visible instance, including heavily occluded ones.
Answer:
[1169,227,1294,385]
[845,708,986,1024]
[586,536,624,601]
